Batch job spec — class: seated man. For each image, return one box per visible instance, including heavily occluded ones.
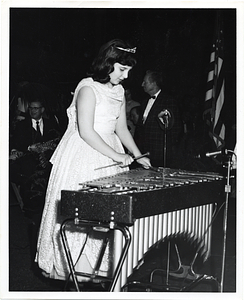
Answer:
[9,98,61,221]
[10,98,61,265]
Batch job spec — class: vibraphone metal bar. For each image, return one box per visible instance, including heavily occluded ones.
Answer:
[60,168,224,291]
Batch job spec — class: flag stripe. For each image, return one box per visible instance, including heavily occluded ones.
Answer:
[207,69,214,82]
[203,13,225,150]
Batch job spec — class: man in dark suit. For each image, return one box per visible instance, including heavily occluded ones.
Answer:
[10,98,61,218]
[10,98,61,265]
[134,70,183,167]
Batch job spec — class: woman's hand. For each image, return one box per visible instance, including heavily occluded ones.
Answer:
[136,157,151,168]
[113,153,134,167]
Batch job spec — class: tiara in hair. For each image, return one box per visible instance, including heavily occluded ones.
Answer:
[116,46,137,53]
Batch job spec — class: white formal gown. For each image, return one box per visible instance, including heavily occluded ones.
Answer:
[35,77,128,279]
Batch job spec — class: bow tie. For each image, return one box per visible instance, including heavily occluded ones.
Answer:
[150,95,156,99]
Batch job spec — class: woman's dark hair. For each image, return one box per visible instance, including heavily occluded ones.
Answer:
[88,39,137,83]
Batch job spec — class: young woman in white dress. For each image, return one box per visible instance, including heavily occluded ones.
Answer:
[35,39,151,282]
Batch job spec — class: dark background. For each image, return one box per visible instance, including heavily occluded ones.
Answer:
[9,8,236,150]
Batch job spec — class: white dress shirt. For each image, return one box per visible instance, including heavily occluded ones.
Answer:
[32,118,43,135]
[143,90,161,123]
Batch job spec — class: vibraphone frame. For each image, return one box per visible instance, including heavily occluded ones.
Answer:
[60,218,131,291]
[60,168,225,292]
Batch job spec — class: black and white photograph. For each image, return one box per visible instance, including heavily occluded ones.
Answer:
[1,1,243,299]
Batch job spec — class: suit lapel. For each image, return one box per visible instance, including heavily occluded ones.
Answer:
[144,93,161,123]
[137,99,148,125]
[42,118,50,139]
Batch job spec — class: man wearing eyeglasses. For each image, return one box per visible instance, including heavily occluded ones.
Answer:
[9,98,61,266]
[10,99,60,161]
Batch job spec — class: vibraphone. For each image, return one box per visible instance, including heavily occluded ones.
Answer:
[60,167,224,291]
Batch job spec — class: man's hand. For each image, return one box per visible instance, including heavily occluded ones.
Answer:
[9,150,24,160]
[28,143,42,153]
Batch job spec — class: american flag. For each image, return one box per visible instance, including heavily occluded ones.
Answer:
[203,13,225,150]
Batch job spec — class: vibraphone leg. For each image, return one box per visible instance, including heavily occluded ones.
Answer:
[60,218,132,292]
[91,230,111,280]
[60,218,81,291]
[108,224,131,291]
